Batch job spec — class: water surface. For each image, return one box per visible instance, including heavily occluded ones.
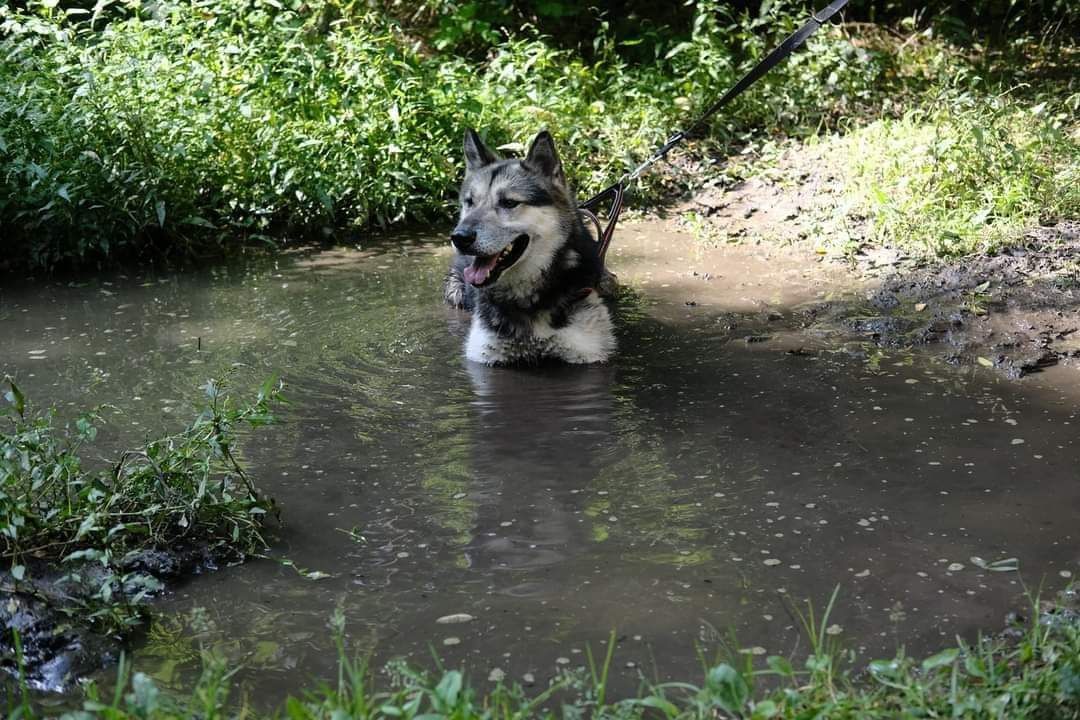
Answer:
[2,226,1076,704]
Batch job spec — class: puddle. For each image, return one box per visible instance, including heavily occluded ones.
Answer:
[1,224,1076,705]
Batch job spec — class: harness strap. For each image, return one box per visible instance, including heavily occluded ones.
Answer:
[572,286,595,302]
[579,182,625,263]
[579,0,849,261]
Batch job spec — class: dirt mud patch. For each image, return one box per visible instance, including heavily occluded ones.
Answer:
[2,545,232,693]
[656,145,1080,379]
[861,221,1080,377]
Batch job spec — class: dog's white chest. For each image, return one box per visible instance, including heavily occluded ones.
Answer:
[465,295,615,365]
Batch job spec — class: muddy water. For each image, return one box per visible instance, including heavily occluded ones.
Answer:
[2,223,1077,704]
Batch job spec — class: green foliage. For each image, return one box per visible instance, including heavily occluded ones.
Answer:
[840,89,1080,256]
[0,0,886,270]
[0,0,1074,269]
[1,376,280,633]
[5,590,1079,718]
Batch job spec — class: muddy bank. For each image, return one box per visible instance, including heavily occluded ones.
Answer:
[1,545,243,694]
[0,377,279,695]
[860,221,1080,378]
[661,150,1079,379]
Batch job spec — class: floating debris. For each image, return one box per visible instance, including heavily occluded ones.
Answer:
[436,613,475,624]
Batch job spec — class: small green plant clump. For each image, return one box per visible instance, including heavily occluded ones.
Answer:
[5,591,1079,719]
[0,377,280,636]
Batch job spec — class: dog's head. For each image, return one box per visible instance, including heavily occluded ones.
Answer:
[451,129,576,292]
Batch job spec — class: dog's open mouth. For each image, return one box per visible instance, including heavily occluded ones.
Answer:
[462,234,529,287]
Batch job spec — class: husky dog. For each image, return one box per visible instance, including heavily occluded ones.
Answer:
[443,129,615,365]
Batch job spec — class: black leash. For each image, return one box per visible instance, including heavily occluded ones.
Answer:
[581,0,849,262]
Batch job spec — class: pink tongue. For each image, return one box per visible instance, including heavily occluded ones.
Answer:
[463,254,500,286]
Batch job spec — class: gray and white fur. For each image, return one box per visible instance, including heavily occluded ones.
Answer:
[443,129,615,365]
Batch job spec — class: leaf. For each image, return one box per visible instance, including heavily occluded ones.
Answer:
[752,699,779,719]
[182,215,217,229]
[703,665,749,713]
[155,200,166,228]
[4,378,26,417]
[969,207,991,226]
[914,302,927,312]
[922,647,959,672]
[664,41,695,59]
[75,513,99,541]
[977,356,994,367]
[131,673,160,712]
[435,671,462,706]
[868,659,907,689]
[631,696,680,717]
[11,565,26,581]
[766,655,794,677]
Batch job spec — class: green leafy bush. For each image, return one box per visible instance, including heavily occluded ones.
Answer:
[0,0,885,270]
[1,377,280,632]
[1,0,1071,269]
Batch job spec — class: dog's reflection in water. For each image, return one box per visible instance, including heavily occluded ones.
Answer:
[461,362,615,572]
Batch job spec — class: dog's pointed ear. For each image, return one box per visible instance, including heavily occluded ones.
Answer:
[463,129,498,173]
[524,130,565,186]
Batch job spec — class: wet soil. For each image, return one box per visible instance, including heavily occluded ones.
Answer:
[1,545,236,694]
[863,222,1080,378]
[1,226,1077,708]
[662,145,1080,381]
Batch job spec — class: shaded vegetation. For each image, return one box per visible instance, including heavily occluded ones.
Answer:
[5,589,1079,718]
[3,0,1075,270]
[0,0,882,269]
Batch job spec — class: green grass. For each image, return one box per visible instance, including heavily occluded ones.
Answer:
[837,89,1080,257]
[5,588,1079,719]
[1,377,280,636]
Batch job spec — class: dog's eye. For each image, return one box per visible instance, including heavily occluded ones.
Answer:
[498,198,521,209]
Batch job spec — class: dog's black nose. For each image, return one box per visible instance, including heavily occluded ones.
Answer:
[451,230,476,253]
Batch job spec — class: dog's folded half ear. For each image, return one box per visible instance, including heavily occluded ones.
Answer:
[524,130,566,187]
[464,129,498,173]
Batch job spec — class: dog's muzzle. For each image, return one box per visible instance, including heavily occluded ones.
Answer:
[461,234,530,287]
